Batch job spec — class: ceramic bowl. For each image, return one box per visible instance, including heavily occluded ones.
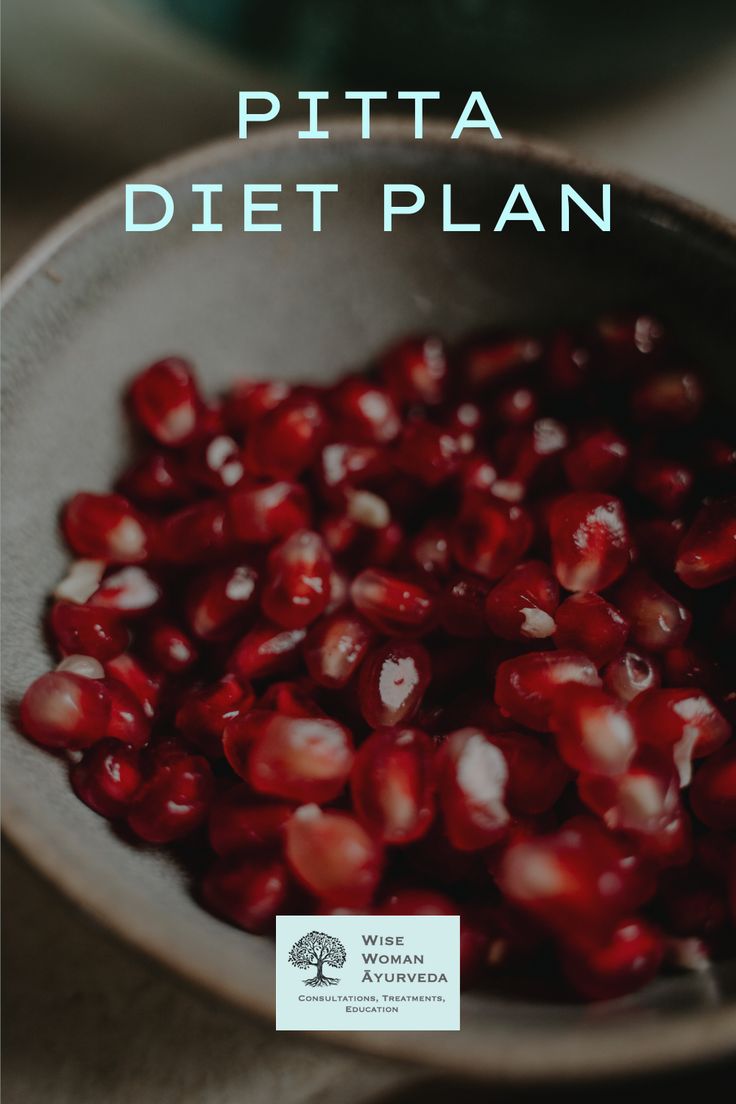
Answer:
[3,121,736,1082]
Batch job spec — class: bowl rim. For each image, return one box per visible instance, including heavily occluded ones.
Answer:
[3,118,736,1083]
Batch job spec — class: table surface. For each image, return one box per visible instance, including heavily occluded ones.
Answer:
[3,4,736,1100]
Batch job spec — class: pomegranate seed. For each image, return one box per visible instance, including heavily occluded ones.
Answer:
[54,559,105,604]
[579,747,685,850]
[350,568,436,636]
[224,379,291,432]
[186,434,245,491]
[614,569,691,652]
[315,442,388,503]
[630,688,730,785]
[71,739,142,818]
[129,356,202,445]
[357,640,431,728]
[209,787,293,856]
[597,313,665,361]
[691,745,736,830]
[303,610,374,689]
[602,650,660,703]
[185,561,259,642]
[436,728,509,851]
[633,370,704,425]
[463,334,541,389]
[496,385,538,427]
[261,530,332,629]
[329,377,401,444]
[201,854,289,932]
[452,500,533,580]
[485,560,559,641]
[562,917,664,1000]
[228,619,307,681]
[554,592,629,666]
[494,651,601,731]
[227,480,311,544]
[545,330,593,391]
[105,678,151,747]
[105,653,161,719]
[563,428,629,491]
[459,455,498,496]
[675,498,736,589]
[127,751,213,843]
[145,620,198,675]
[223,711,354,804]
[486,732,570,814]
[496,418,568,498]
[548,492,631,592]
[50,600,128,661]
[351,727,435,843]
[87,566,162,618]
[380,335,448,406]
[245,392,328,479]
[440,574,491,638]
[633,457,693,515]
[116,450,192,506]
[20,671,110,749]
[258,679,325,719]
[157,500,231,564]
[550,685,636,776]
[396,422,461,486]
[285,804,383,907]
[63,493,151,564]
[409,522,452,580]
[176,675,252,757]
[57,654,105,679]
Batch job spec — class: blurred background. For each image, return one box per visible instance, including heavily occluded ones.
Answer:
[3,2,736,1102]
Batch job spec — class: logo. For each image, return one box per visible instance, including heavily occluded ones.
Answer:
[288,930,346,988]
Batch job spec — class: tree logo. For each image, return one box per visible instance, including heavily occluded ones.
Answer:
[288,930,347,987]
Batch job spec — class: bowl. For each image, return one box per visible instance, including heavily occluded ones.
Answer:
[3,120,736,1083]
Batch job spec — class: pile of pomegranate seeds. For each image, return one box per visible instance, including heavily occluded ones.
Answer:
[19,316,736,1001]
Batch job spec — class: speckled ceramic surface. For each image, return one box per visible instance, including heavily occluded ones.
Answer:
[3,121,736,1081]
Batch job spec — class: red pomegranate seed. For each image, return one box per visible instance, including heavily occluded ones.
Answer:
[563,428,629,491]
[116,450,192,506]
[614,569,691,653]
[562,917,664,1000]
[20,671,110,750]
[409,522,452,580]
[350,568,436,636]
[185,434,245,491]
[494,651,601,731]
[495,418,568,499]
[176,675,252,757]
[554,592,629,667]
[458,455,498,496]
[201,854,289,932]
[105,678,151,748]
[224,379,291,432]
[105,653,161,719]
[261,530,332,629]
[463,334,541,389]
[633,370,704,425]
[496,385,538,427]
[630,688,730,784]
[597,313,665,361]
[71,739,142,818]
[245,392,328,479]
[157,500,231,564]
[303,610,374,688]
[452,500,533,580]
[224,710,354,804]
[227,480,311,544]
[351,726,435,843]
[380,335,448,406]
[63,493,151,564]
[550,685,636,776]
[257,679,325,719]
[285,804,383,907]
[329,377,401,444]
[145,620,198,675]
[57,654,105,679]
[129,357,202,445]
[208,787,293,856]
[548,492,631,592]
[50,600,129,661]
[675,498,736,589]
[485,560,559,641]
[691,745,736,830]
[315,442,388,503]
[127,751,213,843]
[436,728,510,851]
[486,732,570,815]
[54,559,106,604]
[185,561,259,642]
[87,566,162,618]
[602,650,660,703]
[228,619,307,680]
[633,457,693,515]
[579,747,684,848]
[357,640,431,729]
[396,422,461,486]
[545,330,593,391]
[440,574,491,638]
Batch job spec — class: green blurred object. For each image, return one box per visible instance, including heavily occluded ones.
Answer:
[143,0,736,109]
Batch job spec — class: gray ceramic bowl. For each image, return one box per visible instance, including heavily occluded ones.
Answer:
[3,121,736,1083]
